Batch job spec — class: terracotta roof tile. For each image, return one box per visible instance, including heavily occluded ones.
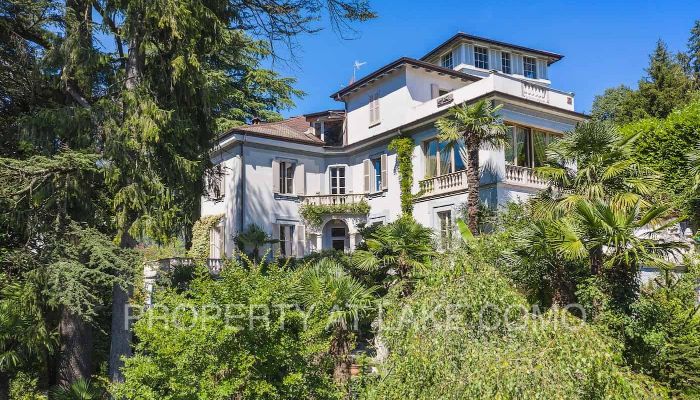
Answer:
[226,116,323,145]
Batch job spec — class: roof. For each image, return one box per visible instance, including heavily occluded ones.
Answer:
[330,57,480,99]
[223,116,323,145]
[420,32,564,65]
[304,109,345,118]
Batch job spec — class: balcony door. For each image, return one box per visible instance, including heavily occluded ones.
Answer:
[424,139,466,178]
[329,166,346,195]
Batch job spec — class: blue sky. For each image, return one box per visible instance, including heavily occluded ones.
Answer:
[270,0,698,118]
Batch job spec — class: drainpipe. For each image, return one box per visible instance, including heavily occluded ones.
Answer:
[239,134,246,234]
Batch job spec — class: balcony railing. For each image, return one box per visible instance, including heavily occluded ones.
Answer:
[301,193,367,206]
[504,164,548,188]
[418,170,468,197]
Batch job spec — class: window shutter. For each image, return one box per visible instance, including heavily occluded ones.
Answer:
[294,163,305,195]
[380,153,388,190]
[363,159,371,193]
[295,224,305,258]
[430,84,440,99]
[271,160,280,194]
[271,223,280,254]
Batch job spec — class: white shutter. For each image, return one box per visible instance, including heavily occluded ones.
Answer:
[363,159,371,193]
[271,223,280,254]
[294,163,305,195]
[380,153,388,190]
[295,224,305,258]
[430,84,440,99]
[271,160,280,194]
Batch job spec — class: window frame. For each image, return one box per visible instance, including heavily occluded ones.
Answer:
[505,124,560,168]
[523,56,538,79]
[474,46,490,70]
[440,51,454,69]
[279,224,294,257]
[329,166,346,195]
[371,157,382,192]
[424,138,465,178]
[278,161,295,194]
[437,210,453,249]
[501,52,511,74]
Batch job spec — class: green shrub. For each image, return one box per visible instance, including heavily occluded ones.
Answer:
[360,251,668,399]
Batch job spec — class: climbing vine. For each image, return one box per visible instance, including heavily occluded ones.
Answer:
[299,201,371,228]
[188,214,224,262]
[388,136,415,215]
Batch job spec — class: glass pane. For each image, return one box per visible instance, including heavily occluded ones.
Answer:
[533,130,547,167]
[425,140,438,178]
[504,126,515,164]
[516,127,530,167]
[373,159,382,191]
[454,140,466,171]
[439,141,452,175]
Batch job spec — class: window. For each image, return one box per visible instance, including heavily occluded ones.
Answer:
[474,46,489,69]
[331,226,346,251]
[369,92,380,125]
[372,158,382,192]
[532,129,557,167]
[209,223,224,259]
[424,139,466,178]
[505,125,558,168]
[437,210,452,249]
[523,56,537,79]
[330,167,346,195]
[441,51,453,69]
[279,161,295,194]
[279,224,294,257]
[501,52,511,74]
[313,121,323,138]
[438,89,450,96]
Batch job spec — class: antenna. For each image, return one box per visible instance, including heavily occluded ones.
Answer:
[351,60,366,83]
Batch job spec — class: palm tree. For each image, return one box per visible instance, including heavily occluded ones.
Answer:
[235,224,277,262]
[352,216,436,295]
[536,120,660,213]
[550,200,684,298]
[296,259,376,384]
[51,378,105,400]
[436,100,507,233]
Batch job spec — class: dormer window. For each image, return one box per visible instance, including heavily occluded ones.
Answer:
[501,52,511,74]
[524,56,537,79]
[474,46,489,69]
[441,51,453,69]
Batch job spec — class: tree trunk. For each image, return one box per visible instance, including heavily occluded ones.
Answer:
[465,137,481,234]
[57,307,94,386]
[589,246,603,276]
[109,8,143,381]
[331,330,351,385]
[0,371,9,400]
[551,263,570,307]
[109,231,136,383]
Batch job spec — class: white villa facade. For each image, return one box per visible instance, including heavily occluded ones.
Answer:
[201,32,587,259]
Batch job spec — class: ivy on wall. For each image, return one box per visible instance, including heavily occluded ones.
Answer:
[188,214,224,262]
[299,201,371,228]
[388,136,415,215]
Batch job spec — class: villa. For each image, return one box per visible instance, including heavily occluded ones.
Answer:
[200,32,587,260]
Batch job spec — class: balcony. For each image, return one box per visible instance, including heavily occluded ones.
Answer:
[301,193,368,206]
[504,164,548,189]
[418,170,468,198]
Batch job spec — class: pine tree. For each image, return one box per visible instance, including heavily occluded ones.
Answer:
[1,0,376,390]
[637,40,692,119]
